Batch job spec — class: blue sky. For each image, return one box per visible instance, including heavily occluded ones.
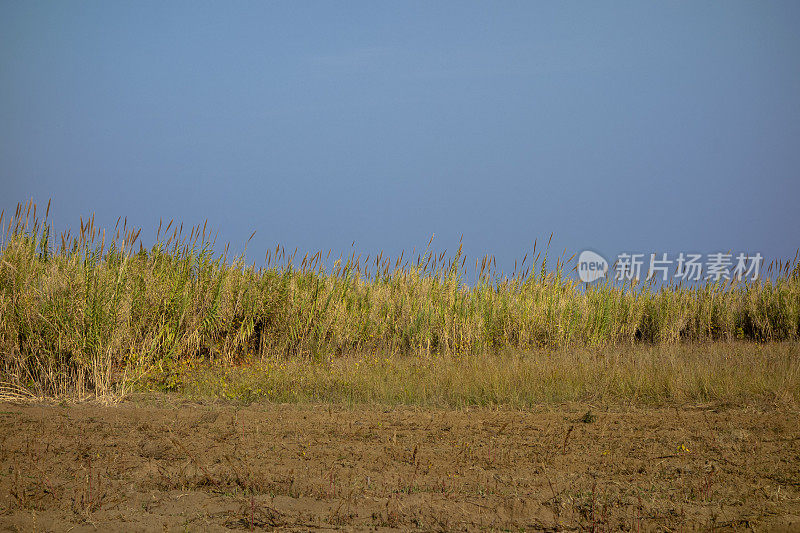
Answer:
[2,1,798,275]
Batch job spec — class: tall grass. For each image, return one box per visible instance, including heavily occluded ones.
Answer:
[1,201,798,398]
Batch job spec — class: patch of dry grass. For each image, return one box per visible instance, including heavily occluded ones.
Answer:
[173,342,800,407]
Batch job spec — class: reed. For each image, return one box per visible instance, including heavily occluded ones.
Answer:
[1,201,798,399]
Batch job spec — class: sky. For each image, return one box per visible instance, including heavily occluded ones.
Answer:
[2,1,799,277]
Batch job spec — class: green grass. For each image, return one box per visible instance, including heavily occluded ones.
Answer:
[1,200,798,401]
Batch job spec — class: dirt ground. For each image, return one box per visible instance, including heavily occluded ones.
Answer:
[0,396,798,532]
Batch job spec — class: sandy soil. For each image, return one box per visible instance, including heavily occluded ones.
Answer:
[0,396,799,531]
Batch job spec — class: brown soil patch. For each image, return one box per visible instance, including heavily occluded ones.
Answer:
[0,397,799,531]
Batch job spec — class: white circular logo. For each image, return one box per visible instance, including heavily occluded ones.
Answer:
[577,250,608,283]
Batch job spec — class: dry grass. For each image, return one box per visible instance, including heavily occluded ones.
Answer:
[172,341,800,407]
[1,200,798,402]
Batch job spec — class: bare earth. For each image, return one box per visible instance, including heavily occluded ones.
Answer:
[1,397,799,531]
